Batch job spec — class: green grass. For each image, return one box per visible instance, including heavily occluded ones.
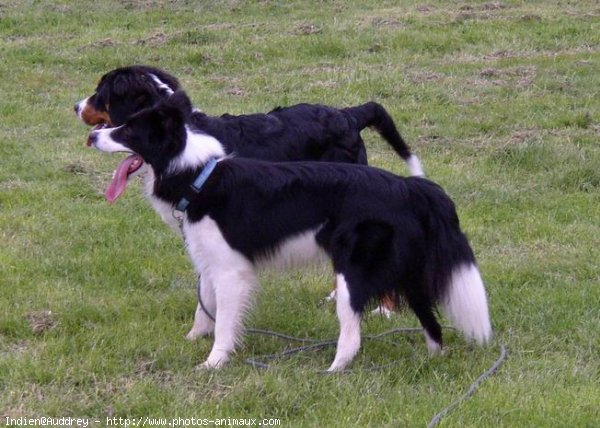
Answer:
[1,1,599,426]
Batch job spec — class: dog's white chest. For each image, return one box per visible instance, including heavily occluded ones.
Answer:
[143,169,182,235]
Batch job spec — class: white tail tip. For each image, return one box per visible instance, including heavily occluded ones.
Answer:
[443,264,492,345]
[407,154,425,177]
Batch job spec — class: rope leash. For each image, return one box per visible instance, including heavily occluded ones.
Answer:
[196,280,508,426]
[427,344,508,427]
[244,327,438,373]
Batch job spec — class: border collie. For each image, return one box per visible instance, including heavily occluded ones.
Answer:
[75,65,424,316]
[87,91,492,371]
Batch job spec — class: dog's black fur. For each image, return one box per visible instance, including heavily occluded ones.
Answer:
[88,91,491,370]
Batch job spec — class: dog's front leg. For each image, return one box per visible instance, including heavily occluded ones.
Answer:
[186,276,216,340]
[200,267,258,369]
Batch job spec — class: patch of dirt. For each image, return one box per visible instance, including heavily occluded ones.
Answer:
[134,358,176,383]
[454,12,480,23]
[481,2,507,11]
[416,5,433,14]
[0,179,27,190]
[483,50,518,60]
[64,161,95,175]
[509,129,541,144]
[225,86,247,97]
[0,340,28,357]
[460,2,507,12]
[309,80,338,89]
[371,17,404,28]
[409,70,443,83]
[520,14,542,22]
[134,32,169,46]
[367,43,384,53]
[417,134,452,145]
[78,38,115,51]
[49,4,71,13]
[134,358,157,375]
[121,0,163,10]
[454,2,508,22]
[478,66,537,88]
[295,23,322,35]
[480,68,501,78]
[25,310,57,334]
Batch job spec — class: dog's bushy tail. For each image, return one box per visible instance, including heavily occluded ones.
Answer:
[417,180,492,345]
[443,263,492,344]
[343,102,424,176]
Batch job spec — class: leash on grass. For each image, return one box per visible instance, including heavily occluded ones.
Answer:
[197,280,508,426]
[427,343,508,428]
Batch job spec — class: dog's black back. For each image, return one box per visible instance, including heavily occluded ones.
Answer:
[190,104,367,163]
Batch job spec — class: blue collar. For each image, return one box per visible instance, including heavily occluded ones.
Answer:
[175,157,218,213]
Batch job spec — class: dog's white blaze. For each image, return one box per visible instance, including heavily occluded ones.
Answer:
[75,97,90,120]
[328,274,362,372]
[257,227,328,271]
[443,263,492,345]
[185,216,258,369]
[407,154,425,177]
[167,126,226,174]
[91,126,131,154]
[148,73,175,96]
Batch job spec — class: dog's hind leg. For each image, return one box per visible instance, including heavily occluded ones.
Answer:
[328,273,362,372]
[200,266,258,369]
[186,276,216,341]
[404,289,443,356]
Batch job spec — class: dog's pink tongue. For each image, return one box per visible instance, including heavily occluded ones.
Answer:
[105,154,142,203]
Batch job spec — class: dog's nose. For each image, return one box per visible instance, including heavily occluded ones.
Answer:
[74,103,80,115]
[87,131,97,147]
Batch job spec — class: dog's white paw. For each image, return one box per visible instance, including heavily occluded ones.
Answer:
[424,331,443,356]
[326,358,351,373]
[196,359,226,370]
[185,324,213,341]
[198,350,230,369]
[185,329,203,341]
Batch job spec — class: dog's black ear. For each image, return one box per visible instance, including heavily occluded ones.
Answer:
[165,90,193,117]
[153,91,190,133]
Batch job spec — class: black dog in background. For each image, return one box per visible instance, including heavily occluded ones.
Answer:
[75,65,423,175]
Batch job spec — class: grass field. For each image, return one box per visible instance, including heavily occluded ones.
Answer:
[1,1,599,426]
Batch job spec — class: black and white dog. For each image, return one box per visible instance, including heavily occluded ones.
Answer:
[75,65,424,316]
[87,91,492,371]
